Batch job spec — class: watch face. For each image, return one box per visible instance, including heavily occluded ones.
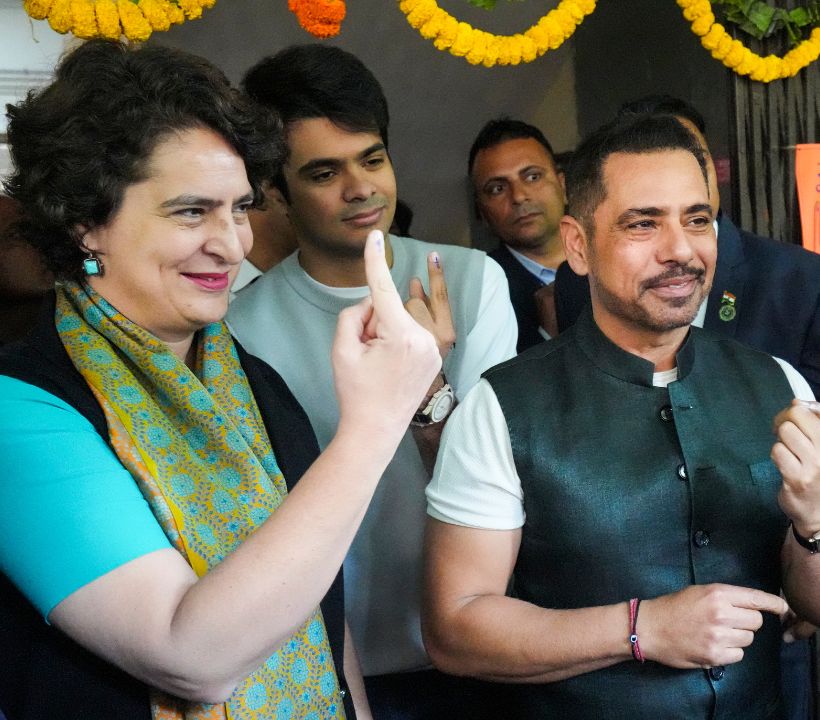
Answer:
[430,391,455,422]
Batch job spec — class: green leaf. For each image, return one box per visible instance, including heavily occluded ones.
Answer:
[467,0,499,8]
[747,1,776,32]
[788,8,811,25]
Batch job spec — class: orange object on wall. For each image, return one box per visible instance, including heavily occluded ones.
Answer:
[795,144,820,254]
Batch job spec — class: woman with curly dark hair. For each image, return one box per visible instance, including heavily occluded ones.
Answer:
[0,40,440,720]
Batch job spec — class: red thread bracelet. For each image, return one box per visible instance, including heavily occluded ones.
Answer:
[629,598,645,663]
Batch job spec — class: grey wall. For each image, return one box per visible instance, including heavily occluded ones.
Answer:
[152,0,581,248]
[573,0,734,217]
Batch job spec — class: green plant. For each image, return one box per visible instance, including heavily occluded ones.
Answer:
[710,1,819,45]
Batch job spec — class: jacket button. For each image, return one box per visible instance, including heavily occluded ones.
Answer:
[677,463,687,480]
[660,406,674,422]
[339,688,347,698]
[709,666,725,681]
[693,530,710,547]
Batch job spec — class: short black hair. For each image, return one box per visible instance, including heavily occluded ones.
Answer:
[468,117,556,177]
[242,44,389,197]
[4,40,282,282]
[616,95,707,135]
[566,114,707,236]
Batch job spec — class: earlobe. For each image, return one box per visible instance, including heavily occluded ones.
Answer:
[77,225,100,253]
[560,216,590,277]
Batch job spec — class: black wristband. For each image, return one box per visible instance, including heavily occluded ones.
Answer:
[791,523,820,554]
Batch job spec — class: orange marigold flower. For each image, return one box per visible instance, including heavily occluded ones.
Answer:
[288,0,346,39]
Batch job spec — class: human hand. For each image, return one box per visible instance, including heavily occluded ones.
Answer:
[781,608,817,643]
[405,251,456,362]
[332,231,442,439]
[638,584,788,668]
[533,282,558,338]
[773,400,820,538]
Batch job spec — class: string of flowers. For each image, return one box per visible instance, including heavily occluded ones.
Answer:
[677,0,820,82]
[288,0,346,37]
[397,0,596,67]
[22,0,214,42]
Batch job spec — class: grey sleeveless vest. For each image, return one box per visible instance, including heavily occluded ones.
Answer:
[484,307,793,720]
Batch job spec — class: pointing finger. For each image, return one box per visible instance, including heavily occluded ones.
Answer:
[364,230,405,322]
[734,588,789,617]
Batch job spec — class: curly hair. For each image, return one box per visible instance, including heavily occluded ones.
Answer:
[4,40,283,281]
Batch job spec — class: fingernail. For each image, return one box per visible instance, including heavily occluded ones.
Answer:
[371,230,384,252]
[431,252,440,268]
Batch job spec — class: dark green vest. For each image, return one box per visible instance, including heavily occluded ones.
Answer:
[484,308,793,720]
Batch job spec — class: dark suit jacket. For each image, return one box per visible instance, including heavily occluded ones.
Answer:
[489,245,548,353]
[554,214,820,395]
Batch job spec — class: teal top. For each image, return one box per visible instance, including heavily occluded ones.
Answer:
[0,375,171,618]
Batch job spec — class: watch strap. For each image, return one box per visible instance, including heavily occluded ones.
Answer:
[791,523,820,554]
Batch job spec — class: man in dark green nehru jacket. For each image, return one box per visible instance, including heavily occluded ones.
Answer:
[422,114,820,719]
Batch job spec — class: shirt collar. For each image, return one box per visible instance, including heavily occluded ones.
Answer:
[504,245,556,285]
[572,305,695,387]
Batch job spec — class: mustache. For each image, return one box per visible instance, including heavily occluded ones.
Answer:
[641,265,705,291]
[512,204,542,220]
[341,197,389,220]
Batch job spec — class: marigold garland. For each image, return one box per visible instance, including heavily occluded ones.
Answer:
[677,0,820,82]
[288,0,346,38]
[397,0,596,67]
[22,0,212,41]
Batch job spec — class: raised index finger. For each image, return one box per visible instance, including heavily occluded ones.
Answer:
[364,230,406,322]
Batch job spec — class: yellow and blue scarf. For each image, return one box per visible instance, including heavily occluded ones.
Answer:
[56,282,345,720]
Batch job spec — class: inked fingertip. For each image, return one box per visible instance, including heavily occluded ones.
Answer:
[430,251,441,269]
[369,229,384,253]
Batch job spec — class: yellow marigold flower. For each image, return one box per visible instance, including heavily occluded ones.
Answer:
[724,40,746,68]
[735,49,756,75]
[176,0,203,20]
[451,22,475,57]
[157,0,184,24]
[407,0,435,27]
[548,26,566,49]
[700,23,724,50]
[562,1,584,22]
[95,0,121,38]
[482,36,500,68]
[507,36,523,66]
[438,13,459,44]
[70,0,98,38]
[23,0,55,21]
[138,0,170,30]
[400,0,593,67]
[117,0,152,41]
[520,36,538,63]
[47,0,73,32]
[466,30,488,65]
[691,13,714,36]
[526,25,548,52]
[715,32,734,58]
